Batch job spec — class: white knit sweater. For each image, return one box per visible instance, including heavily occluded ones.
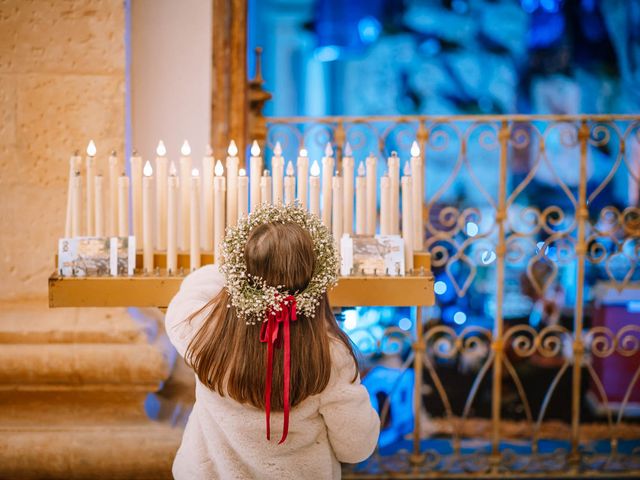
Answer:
[165,264,380,480]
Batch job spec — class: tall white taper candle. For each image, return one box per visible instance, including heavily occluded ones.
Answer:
[238,169,248,219]
[190,168,201,271]
[142,161,154,272]
[271,141,284,204]
[249,141,262,211]
[388,151,400,234]
[71,171,82,237]
[342,142,354,236]
[321,143,334,229]
[108,150,119,236]
[202,145,214,251]
[401,163,414,271]
[284,161,295,204]
[65,151,82,238]
[130,150,143,245]
[365,153,377,235]
[213,160,226,262]
[355,162,366,234]
[260,170,272,205]
[118,173,129,237]
[94,174,104,237]
[167,163,179,274]
[85,140,96,236]
[332,175,343,243]
[410,141,424,250]
[296,148,309,208]
[380,174,391,235]
[309,161,321,217]
[226,140,239,226]
[179,140,192,251]
[155,140,168,250]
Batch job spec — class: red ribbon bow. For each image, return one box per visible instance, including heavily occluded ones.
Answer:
[259,295,297,444]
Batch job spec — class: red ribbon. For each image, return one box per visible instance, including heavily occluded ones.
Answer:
[259,295,297,444]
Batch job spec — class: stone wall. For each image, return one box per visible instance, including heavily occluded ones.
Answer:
[0,0,125,301]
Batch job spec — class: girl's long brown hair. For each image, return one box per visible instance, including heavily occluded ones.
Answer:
[185,222,357,410]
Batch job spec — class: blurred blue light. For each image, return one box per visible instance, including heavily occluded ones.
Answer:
[419,38,441,57]
[466,222,479,237]
[521,0,539,13]
[434,280,448,295]
[398,317,412,331]
[452,0,469,14]
[358,16,381,44]
[344,309,358,330]
[453,311,467,325]
[540,0,559,12]
[314,45,341,62]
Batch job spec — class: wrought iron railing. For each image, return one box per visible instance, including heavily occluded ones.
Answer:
[266,115,640,477]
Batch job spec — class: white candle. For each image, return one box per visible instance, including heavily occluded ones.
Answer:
[309,161,321,217]
[238,168,249,220]
[85,140,96,236]
[296,148,309,208]
[226,140,239,226]
[284,161,296,204]
[155,140,168,250]
[321,143,334,229]
[388,151,400,234]
[272,141,284,204]
[130,150,143,245]
[365,153,377,235]
[410,141,424,250]
[117,173,129,237]
[202,145,214,251]
[355,162,366,235]
[250,141,262,211]
[65,151,82,237]
[402,163,414,271]
[332,175,343,243]
[342,142,354,236]
[213,160,226,262]
[142,161,154,272]
[260,170,272,205]
[167,163,179,274]
[179,140,192,251]
[71,171,82,237]
[94,174,104,237]
[190,168,201,271]
[108,150,119,236]
[380,175,391,235]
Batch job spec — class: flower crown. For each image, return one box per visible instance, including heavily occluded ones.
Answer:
[220,203,339,325]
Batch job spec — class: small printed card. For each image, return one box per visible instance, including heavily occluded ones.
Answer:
[340,235,405,276]
[58,236,136,277]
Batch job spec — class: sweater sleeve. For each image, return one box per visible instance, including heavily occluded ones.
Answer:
[165,264,226,357]
[319,340,380,464]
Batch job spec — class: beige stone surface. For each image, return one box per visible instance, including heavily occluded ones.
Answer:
[0,0,125,301]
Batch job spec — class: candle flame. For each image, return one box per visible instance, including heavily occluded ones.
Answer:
[273,141,282,156]
[169,161,177,176]
[156,140,167,156]
[214,160,224,177]
[263,169,271,177]
[324,142,333,157]
[310,160,320,177]
[344,142,352,157]
[192,167,199,177]
[286,161,294,176]
[239,168,246,176]
[357,161,365,176]
[143,160,153,177]
[411,140,420,157]
[181,140,191,156]
[299,148,308,158]
[86,140,97,157]
[403,161,411,176]
[251,140,260,157]
[228,140,238,157]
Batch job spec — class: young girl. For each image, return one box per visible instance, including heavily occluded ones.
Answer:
[165,204,380,479]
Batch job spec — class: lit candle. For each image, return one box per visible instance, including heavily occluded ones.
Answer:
[272,141,284,204]
[380,174,391,235]
[118,172,129,237]
[321,143,334,229]
[213,160,226,262]
[296,148,309,208]
[284,161,296,204]
[342,142,354,236]
[108,150,119,236]
[155,140,168,250]
[309,161,321,217]
[365,153,377,235]
[167,162,179,274]
[190,168,201,271]
[401,162,413,271]
[238,168,249,219]
[410,140,423,250]
[332,175,343,243]
[226,140,239,226]
[202,145,214,251]
[65,151,82,238]
[260,169,272,205]
[85,140,96,236]
[388,151,400,235]
[179,140,192,251]
[94,174,104,237]
[142,161,154,272]
[71,171,82,237]
[355,162,366,234]
[130,149,143,245]
[249,141,262,211]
